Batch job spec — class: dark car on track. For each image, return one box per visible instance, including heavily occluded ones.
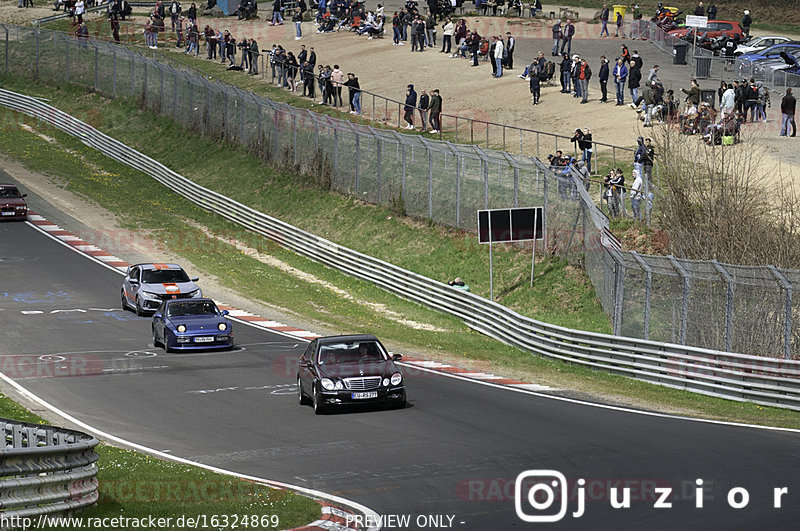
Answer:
[0,184,28,221]
[297,334,406,414]
[152,298,234,352]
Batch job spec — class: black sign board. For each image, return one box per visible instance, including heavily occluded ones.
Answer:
[478,207,544,244]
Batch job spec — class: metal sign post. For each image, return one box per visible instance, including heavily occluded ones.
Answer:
[685,15,708,57]
[478,207,545,299]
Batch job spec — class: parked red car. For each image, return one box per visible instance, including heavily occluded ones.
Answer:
[669,20,744,41]
[0,184,27,221]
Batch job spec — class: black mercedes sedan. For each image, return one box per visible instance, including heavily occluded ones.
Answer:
[297,334,406,414]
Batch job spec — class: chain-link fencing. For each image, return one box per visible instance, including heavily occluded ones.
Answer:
[1,23,798,358]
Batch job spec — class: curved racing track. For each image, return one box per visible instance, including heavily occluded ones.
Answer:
[1,218,800,529]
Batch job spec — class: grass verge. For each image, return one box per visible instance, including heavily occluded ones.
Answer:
[0,395,320,528]
[0,74,798,429]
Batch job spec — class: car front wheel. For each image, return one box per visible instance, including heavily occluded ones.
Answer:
[135,297,145,317]
[312,382,326,415]
[121,290,128,311]
[297,376,310,406]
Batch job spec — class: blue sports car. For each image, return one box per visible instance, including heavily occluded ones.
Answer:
[152,299,234,352]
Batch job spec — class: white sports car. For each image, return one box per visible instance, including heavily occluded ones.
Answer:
[121,263,202,316]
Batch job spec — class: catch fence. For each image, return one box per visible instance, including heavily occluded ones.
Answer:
[1,23,799,358]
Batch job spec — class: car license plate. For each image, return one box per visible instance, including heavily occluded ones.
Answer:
[194,336,214,343]
[1,212,14,216]
[352,391,378,399]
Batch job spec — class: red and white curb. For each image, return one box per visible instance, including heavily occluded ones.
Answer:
[294,504,360,531]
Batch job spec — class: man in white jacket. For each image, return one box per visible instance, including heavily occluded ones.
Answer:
[630,169,643,221]
[721,83,735,119]
[493,35,504,78]
[440,19,454,54]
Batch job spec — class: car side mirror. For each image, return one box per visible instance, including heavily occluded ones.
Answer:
[191,277,200,282]
[129,279,139,285]
[392,353,403,361]
[221,310,229,316]
[153,312,161,318]
[299,360,311,367]
[22,194,27,198]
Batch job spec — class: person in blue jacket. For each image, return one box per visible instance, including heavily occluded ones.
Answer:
[613,57,628,105]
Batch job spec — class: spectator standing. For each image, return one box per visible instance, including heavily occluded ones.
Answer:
[613,58,628,105]
[529,65,541,104]
[721,82,735,118]
[187,2,196,24]
[392,12,402,45]
[642,138,654,186]
[410,16,421,51]
[561,19,574,56]
[271,0,284,25]
[741,10,751,38]
[633,136,646,178]
[648,65,659,84]
[468,30,481,66]
[559,52,571,93]
[681,78,701,107]
[600,5,609,37]
[428,89,442,133]
[693,2,704,16]
[571,128,593,172]
[75,0,84,23]
[293,8,303,39]
[169,0,181,31]
[579,58,591,103]
[615,10,625,38]
[249,38,259,75]
[418,90,429,131]
[504,32,515,70]
[415,16,426,52]
[551,20,561,56]
[493,35,504,78]
[110,13,121,42]
[628,51,642,103]
[404,84,417,129]
[780,88,796,137]
[344,72,361,114]
[707,3,717,20]
[332,65,345,107]
[441,18,453,53]
[302,61,315,97]
[598,56,609,102]
[630,169,643,220]
[425,15,436,48]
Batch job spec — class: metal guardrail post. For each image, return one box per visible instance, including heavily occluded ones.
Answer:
[611,251,626,336]
[427,145,433,220]
[333,126,339,175]
[292,113,297,165]
[354,133,360,192]
[455,153,462,227]
[94,44,99,91]
[2,24,7,74]
[631,251,652,341]
[769,266,793,359]
[375,133,382,202]
[113,49,117,98]
[401,141,407,204]
[669,256,691,345]
[65,37,70,82]
[711,260,735,352]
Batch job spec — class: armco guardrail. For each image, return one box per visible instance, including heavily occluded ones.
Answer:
[0,417,99,520]
[3,89,799,411]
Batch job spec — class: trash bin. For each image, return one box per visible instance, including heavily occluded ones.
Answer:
[612,4,627,22]
[700,89,716,108]
[673,42,688,65]
[695,56,712,78]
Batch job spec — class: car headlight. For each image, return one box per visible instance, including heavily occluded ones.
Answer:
[143,291,159,298]
[390,372,403,386]
[218,322,227,331]
[320,378,335,391]
[15,206,25,210]
[189,289,202,298]
[177,324,187,333]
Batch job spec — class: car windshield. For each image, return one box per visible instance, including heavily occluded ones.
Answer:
[142,268,191,283]
[0,186,21,198]
[166,301,218,317]
[318,341,387,364]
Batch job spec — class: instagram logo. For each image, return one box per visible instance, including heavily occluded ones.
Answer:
[515,470,569,523]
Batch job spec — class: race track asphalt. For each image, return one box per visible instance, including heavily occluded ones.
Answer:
[1,220,799,529]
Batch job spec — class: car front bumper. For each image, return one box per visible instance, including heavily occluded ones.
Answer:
[169,333,233,350]
[319,386,406,406]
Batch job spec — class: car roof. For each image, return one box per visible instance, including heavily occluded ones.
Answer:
[133,263,185,270]
[316,334,380,345]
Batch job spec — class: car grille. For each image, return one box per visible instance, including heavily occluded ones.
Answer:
[344,377,382,391]
[1,206,14,213]
[158,292,193,301]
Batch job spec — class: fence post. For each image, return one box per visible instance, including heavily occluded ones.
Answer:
[401,142,407,204]
[333,126,339,175]
[769,266,793,359]
[292,113,297,165]
[130,53,135,97]
[612,252,625,336]
[354,133,360,192]
[669,256,690,345]
[712,260,734,352]
[427,146,433,220]
[513,166,519,208]
[113,49,117,97]
[3,25,7,73]
[455,153,461,228]
[376,136,382,203]
[631,251,652,341]
[94,44,99,91]
[173,71,178,121]
[65,37,69,82]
